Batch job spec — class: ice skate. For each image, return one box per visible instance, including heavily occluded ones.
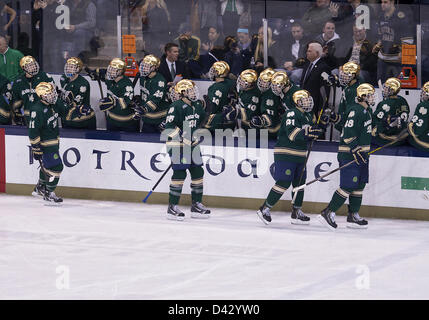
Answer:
[257,203,271,225]
[317,207,337,231]
[291,207,310,225]
[190,202,211,219]
[167,204,185,221]
[31,182,45,198]
[347,212,368,229]
[43,191,63,205]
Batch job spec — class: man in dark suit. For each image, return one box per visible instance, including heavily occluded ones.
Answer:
[300,41,331,121]
[159,43,188,87]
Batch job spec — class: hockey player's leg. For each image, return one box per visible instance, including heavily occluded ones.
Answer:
[257,179,291,225]
[168,169,186,221]
[32,170,47,198]
[189,166,210,219]
[43,162,64,205]
[347,183,368,229]
[318,187,350,230]
[291,164,310,225]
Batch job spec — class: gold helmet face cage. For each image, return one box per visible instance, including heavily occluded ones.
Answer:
[357,83,375,106]
[257,68,275,92]
[209,61,230,79]
[175,79,199,101]
[106,58,126,80]
[339,61,360,86]
[140,54,161,77]
[237,69,258,91]
[20,56,40,76]
[270,71,290,96]
[421,81,429,102]
[382,77,401,99]
[292,89,314,112]
[35,82,58,105]
[64,57,83,78]
[169,86,180,102]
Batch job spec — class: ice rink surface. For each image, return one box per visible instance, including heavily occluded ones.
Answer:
[1,193,429,300]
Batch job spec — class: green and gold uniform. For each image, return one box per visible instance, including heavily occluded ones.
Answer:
[140,72,169,129]
[165,98,207,205]
[60,74,96,129]
[238,87,261,129]
[204,78,236,131]
[0,73,12,124]
[260,87,282,138]
[372,95,409,146]
[408,101,429,152]
[335,79,360,132]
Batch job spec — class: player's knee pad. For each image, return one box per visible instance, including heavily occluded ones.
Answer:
[189,165,204,179]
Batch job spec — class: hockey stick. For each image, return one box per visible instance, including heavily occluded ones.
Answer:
[142,139,204,203]
[291,105,324,205]
[291,128,409,194]
[85,67,104,98]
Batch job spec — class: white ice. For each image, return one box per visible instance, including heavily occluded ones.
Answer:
[1,193,429,300]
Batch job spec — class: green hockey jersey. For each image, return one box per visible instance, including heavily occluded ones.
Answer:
[238,87,261,129]
[279,83,300,111]
[11,71,54,123]
[205,78,236,131]
[60,74,96,129]
[338,102,373,162]
[139,72,169,125]
[260,88,282,136]
[408,100,429,152]
[104,76,138,130]
[372,95,409,146]
[0,73,12,124]
[274,106,315,163]
[335,80,360,132]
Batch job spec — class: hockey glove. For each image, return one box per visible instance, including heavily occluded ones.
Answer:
[99,96,116,112]
[326,109,341,125]
[32,144,43,161]
[384,115,401,129]
[158,120,166,132]
[61,90,75,105]
[222,104,239,122]
[132,94,142,104]
[130,101,149,120]
[304,125,323,141]
[77,105,92,117]
[250,115,265,128]
[351,146,368,166]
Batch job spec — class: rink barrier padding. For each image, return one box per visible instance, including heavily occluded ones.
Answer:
[2,125,429,220]
[0,128,5,193]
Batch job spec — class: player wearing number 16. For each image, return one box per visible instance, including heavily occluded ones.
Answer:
[256,90,323,226]
[318,83,375,230]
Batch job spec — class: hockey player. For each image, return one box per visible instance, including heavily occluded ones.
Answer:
[59,57,96,130]
[327,62,361,132]
[164,79,211,220]
[250,68,283,139]
[133,54,169,133]
[318,83,376,230]
[11,56,55,126]
[223,69,261,130]
[257,90,323,225]
[270,70,299,116]
[204,61,237,132]
[372,77,409,146]
[0,73,12,125]
[408,81,429,152]
[29,82,69,204]
[88,58,138,132]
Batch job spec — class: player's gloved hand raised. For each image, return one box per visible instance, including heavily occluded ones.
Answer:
[384,115,401,129]
[222,104,239,122]
[77,105,92,117]
[99,96,116,112]
[351,146,368,166]
[32,144,43,161]
[130,101,148,120]
[61,90,75,105]
[325,108,341,125]
[250,115,264,128]
[304,125,323,140]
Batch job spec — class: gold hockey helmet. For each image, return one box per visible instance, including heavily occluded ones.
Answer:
[237,69,258,91]
[20,55,40,77]
[420,81,429,102]
[382,77,401,99]
[35,82,58,105]
[292,90,314,112]
[106,58,126,80]
[339,61,360,86]
[209,61,230,79]
[357,83,376,106]
[270,71,290,96]
[257,68,275,92]
[139,54,161,77]
[175,79,199,101]
[64,57,83,78]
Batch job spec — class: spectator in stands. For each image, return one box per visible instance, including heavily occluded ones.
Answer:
[0,1,16,41]
[283,22,309,84]
[254,26,281,73]
[220,0,246,37]
[176,22,201,63]
[159,42,189,87]
[141,0,171,55]
[299,42,330,121]
[0,36,24,82]
[63,0,97,63]
[372,0,414,82]
[301,0,336,39]
[314,20,341,71]
[224,36,244,76]
[197,0,219,37]
[201,26,224,54]
[342,25,377,85]
[236,28,255,70]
